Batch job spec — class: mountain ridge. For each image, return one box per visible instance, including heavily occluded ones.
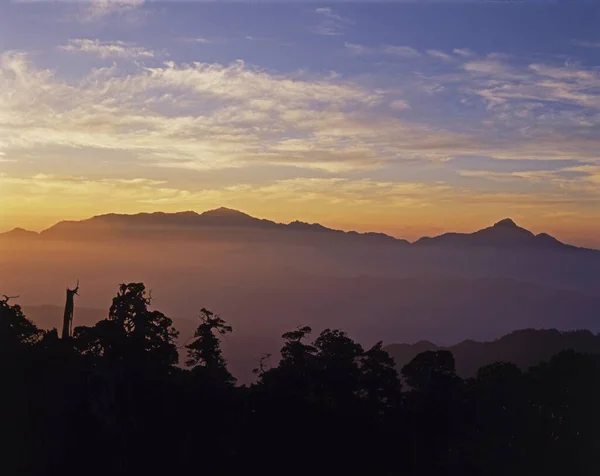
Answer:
[414,217,581,250]
[1,208,596,252]
[384,328,600,378]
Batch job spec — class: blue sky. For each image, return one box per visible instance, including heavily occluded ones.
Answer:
[1,1,600,246]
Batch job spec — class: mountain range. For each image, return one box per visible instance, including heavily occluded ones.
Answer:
[385,328,600,378]
[4,209,600,383]
[1,208,595,252]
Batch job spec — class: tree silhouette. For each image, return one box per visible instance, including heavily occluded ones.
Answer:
[185,308,235,385]
[2,282,600,476]
[359,341,403,411]
[402,349,458,392]
[0,295,42,350]
[74,283,179,368]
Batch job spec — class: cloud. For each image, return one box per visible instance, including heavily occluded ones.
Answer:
[572,40,600,48]
[5,49,504,176]
[463,59,511,76]
[234,177,451,208]
[81,0,145,22]
[427,50,453,61]
[180,37,216,44]
[390,99,411,110]
[344,42,369,56]
[59,39,155,59]
[0,173,452,215]
[4,46,600,197]
[345,42,420,58]
[192,37,213,44]
[313,7,353,36]
[462,57,600,112]
[457,167,600,204]
[382,45,421,58]
[6,48,600,180]
[0,173,220,211]
[453,48,474,57]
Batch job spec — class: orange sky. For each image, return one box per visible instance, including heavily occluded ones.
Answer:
[2,3,600,250]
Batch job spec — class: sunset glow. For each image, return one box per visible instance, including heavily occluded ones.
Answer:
[2,2,600,247]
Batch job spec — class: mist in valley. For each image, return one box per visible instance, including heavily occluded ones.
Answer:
[3,218,599,382]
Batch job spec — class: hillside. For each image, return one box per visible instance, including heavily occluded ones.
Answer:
[385,328,600,378]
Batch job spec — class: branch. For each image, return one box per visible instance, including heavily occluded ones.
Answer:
[252,353,272,375]
[1,294,20,303]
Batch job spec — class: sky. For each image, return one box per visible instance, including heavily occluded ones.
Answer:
[1,0,600,246]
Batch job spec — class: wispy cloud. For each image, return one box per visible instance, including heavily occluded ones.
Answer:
[453,48,474,57]
[313,7,353,36]
[180,37,215,44]
[462,57,600,111]
[59,39,155,59]
[345,42,420,58]
[463,58,511,76]
[572,40,600,48]
[390,99,411,110]
[4,48,600,178]
[383,45,421,58]
[0,173,452,218]
[427,49,453,61]
[80,0,145,22]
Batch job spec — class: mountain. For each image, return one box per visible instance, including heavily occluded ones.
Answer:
[385,328,600,378]
[0,227,39,240]
[2,209,593,252]
[32,208,408,245]
[415,218,583,251]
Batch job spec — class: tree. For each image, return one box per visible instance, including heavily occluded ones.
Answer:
[313,328,363,400]
[0,295,42,350]
[74,283,179,368]
[359,341,402,411]
[280,325,315,366]
[402,350,458,392]
[185,308,235,385]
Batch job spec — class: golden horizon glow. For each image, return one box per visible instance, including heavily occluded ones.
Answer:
[2,4,600,249]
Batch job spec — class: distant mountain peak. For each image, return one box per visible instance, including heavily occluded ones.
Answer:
[481,218,533,238]
[412,216,583,250]
[0,227,39,239]
[493,218,518,228]
[200,207,251,218]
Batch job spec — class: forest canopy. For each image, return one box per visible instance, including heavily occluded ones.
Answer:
[1,283,599,476]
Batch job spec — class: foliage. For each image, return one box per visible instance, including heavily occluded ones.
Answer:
[73,283,179,368]
[1,282,599,476]
[185,308,235,385]
[0,295,43,349]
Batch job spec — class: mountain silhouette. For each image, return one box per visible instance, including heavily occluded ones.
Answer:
[1,209,595,252]
[385,328,600,378]
[0,227,40,240]
[415,218,581,250]
[24,208,410,245]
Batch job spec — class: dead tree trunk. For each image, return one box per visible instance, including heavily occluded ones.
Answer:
[62,281,79,340]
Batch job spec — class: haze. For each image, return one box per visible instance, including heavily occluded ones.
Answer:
[3,210,599,381]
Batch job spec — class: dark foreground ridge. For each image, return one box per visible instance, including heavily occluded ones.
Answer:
[385,328,600,378]
[1,208,596,251]
[2,283,600,476]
